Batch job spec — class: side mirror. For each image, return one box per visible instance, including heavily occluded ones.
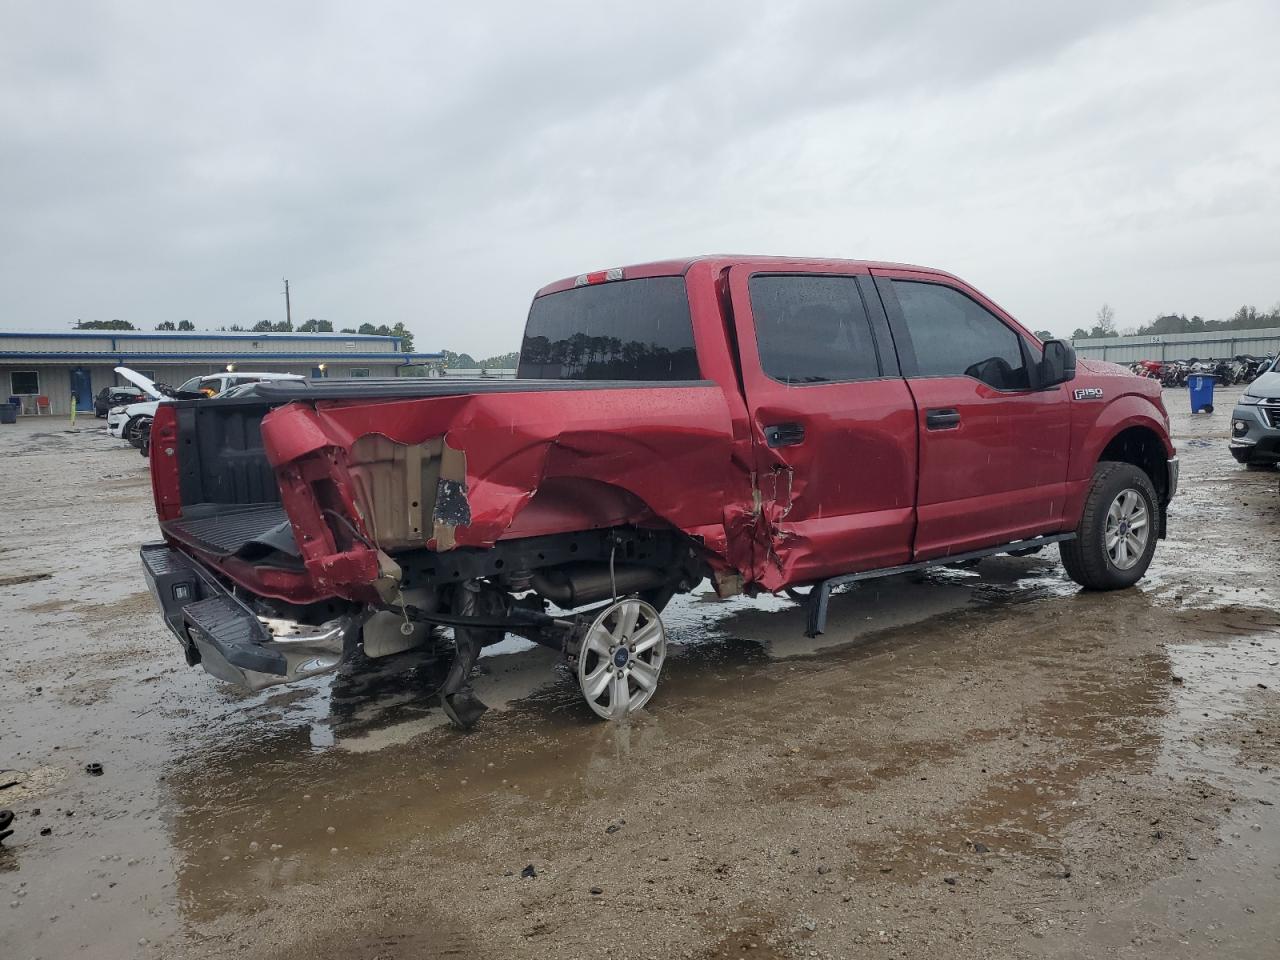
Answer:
[1038,339,1076,388]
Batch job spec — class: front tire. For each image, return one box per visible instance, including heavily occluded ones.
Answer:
[126,416,152,449]
[1060,462,1158,590]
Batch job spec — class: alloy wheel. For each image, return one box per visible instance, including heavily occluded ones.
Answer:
[576,598,666,720]
[1105,488,1150,570]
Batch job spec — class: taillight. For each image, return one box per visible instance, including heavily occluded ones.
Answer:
[149,404,183,521]
[574,267,624,286]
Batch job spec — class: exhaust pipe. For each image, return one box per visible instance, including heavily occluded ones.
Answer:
[531,563,667,608]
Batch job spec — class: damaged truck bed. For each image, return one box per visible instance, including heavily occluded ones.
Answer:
[140,255,1176,727]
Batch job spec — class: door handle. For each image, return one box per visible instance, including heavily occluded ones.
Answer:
[925,408,961,430]
[763,422,806,447]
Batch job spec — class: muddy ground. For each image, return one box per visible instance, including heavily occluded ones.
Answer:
[2,386,1278,960]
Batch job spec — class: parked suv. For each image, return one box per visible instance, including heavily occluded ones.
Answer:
[1229,367,1280,466]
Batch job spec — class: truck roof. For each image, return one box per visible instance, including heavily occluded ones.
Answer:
[534,255,960,298]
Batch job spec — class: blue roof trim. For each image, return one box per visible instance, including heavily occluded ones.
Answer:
[0,330,402,342]
[0,351,444,362]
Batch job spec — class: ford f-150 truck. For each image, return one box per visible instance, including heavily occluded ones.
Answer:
[139,256,1177,728]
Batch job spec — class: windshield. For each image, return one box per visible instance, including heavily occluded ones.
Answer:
[113,365,164,399]
[518,276,699,381]
[177,377,202,393]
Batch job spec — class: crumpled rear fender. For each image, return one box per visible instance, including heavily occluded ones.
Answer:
[259,385,750,598]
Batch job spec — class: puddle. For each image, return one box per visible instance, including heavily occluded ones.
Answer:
[1031,624,1280,957]
[5,387,1280,959]
[1159,627,1280,783]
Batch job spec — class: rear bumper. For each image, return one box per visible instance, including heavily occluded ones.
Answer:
[140,542,358,691]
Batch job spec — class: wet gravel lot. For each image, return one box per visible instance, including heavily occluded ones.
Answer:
[2,386,1278,959]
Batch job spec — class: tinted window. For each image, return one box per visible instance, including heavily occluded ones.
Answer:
[749,275,880,384]
[519,277,699,381]
[11,370,39,394]
[893,281,1029,390]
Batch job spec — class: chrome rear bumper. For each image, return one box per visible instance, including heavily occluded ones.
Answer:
[140,542,358,691]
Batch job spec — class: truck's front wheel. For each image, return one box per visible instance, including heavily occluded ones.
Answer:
[1060,461,1158,590]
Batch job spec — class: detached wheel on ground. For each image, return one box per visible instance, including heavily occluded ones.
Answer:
[1060,461,1158,590]
[576,597,666,720]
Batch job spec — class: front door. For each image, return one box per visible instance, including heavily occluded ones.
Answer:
[728,264,918,589]
[871,270,1072,561]
[70,367,93,412]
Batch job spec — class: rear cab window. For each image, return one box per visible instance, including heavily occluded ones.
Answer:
[892,280,1031,390]
[748,274,882,384]
[519,276,700,381]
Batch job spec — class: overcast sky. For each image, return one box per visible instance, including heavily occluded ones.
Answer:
[2,0,1278,355]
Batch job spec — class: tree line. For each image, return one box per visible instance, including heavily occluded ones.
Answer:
[1072,302,1280,340]
[72,317,415,351]
[437,349,520,369]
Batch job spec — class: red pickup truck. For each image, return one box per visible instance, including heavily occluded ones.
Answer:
[141,256,1177,728]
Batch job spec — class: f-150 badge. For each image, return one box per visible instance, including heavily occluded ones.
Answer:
[1073,387,1103,400]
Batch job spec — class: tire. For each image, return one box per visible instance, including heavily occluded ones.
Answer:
[1060,461,1159,590]
[126,416,152,449]
[1245,461,1277,471]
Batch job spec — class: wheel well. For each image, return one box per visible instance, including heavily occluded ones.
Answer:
[1099,426,1167,502]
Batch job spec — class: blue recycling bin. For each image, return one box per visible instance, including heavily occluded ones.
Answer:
[1188,374,1217,413]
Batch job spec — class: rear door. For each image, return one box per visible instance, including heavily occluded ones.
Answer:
[871,270,1071,560]
[727,264,918,587]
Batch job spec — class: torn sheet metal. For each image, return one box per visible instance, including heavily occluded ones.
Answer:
[258,385,753,599]
[431,442,470,551]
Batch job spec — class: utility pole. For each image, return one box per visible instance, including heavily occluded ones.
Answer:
[283,278,292,328]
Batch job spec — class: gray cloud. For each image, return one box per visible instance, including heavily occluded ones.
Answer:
[1,0,1277,352]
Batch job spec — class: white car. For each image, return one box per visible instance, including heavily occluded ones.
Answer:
[106,367,305,447]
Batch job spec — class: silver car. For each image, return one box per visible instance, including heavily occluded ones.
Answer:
[1230,366,1280,466]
